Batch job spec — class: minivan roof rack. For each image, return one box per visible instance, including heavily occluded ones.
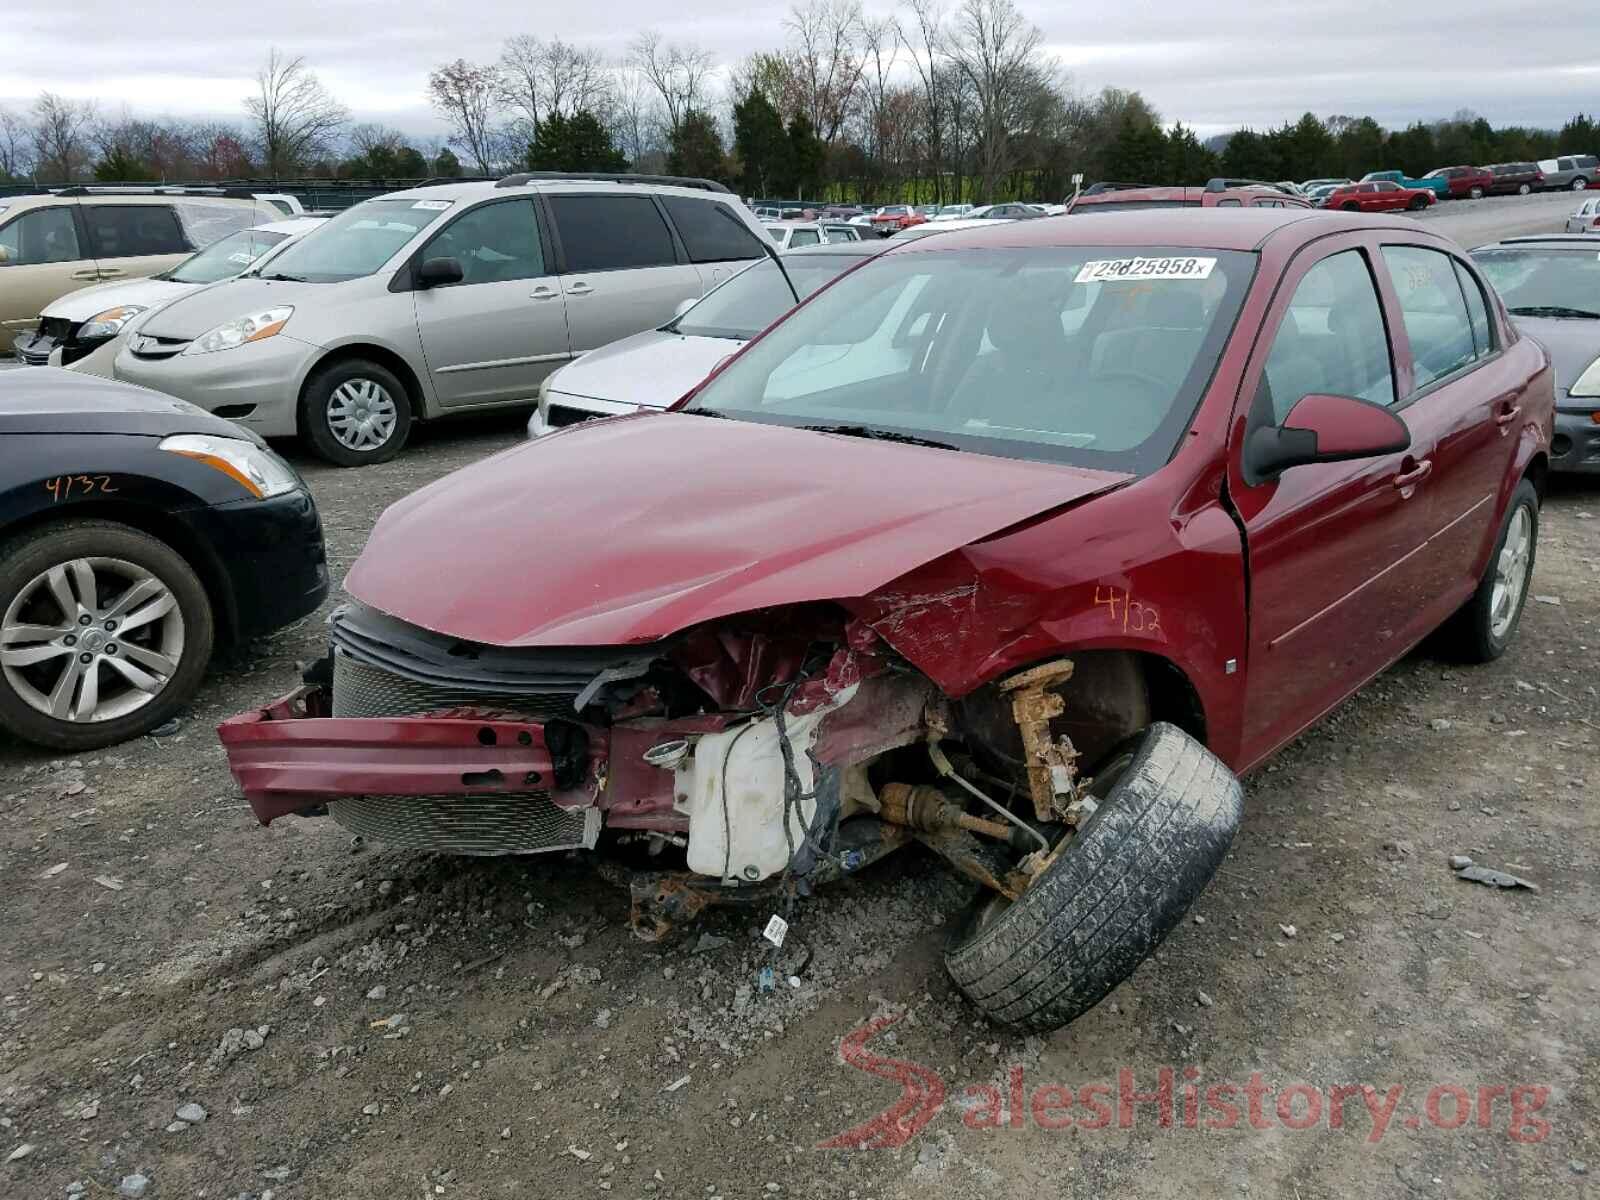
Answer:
[494,171,732,194]
[51,185,270,200]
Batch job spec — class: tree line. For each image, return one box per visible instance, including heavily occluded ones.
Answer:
[2,3,1596,205]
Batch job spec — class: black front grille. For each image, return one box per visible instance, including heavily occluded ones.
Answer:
[129,335,189,360]
[546,403,599,428]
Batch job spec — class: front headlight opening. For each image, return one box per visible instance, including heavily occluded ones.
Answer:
[158,434,299,499]
[183,306,294,356]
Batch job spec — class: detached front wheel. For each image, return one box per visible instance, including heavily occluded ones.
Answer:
[944,722,1242,1033]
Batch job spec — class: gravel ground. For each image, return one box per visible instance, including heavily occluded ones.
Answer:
[1,197,1597,1200]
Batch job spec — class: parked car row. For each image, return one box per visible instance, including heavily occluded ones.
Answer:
[1300,154,1595,203]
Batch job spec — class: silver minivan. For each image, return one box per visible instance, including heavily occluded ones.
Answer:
[113,175,771,465]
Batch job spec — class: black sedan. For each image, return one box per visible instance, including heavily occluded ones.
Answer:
[0,369,328,749]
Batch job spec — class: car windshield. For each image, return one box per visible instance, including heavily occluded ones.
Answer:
[253,198,449,283]
[672,254,866,340]
[1472,247,1600,317]
[686,244,1255,472]
[164,227,291,284]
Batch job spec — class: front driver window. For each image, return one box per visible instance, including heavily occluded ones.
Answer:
[1261,250,1395,423]
[0,207,82,265]
[422,200,544,285]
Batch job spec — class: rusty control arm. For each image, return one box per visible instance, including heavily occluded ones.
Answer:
[925,743,1050,851]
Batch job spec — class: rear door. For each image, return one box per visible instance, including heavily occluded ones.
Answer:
[547,193,703,353]
[80,203,190,284]
[658,195,766,293]
[412,197,571,408]
[1372,243,1522,615]
[0,200,98,347]
[1226,238,1439,767]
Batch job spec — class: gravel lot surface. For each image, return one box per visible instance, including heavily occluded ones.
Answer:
[1,196,1596,1200]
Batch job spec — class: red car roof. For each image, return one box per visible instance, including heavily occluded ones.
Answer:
[883,207,1388,253]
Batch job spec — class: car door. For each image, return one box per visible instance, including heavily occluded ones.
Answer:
[658,194,766,294]
[412,197,572,408]
[547,193,703,353]
[1373,243,1522,618]
[80,203,190,285]
[0,201,96,347]
[1226,238,1441,767]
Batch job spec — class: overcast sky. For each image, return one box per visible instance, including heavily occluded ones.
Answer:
[4,0,1596,139]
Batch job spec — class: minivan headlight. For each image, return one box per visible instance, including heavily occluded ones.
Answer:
[159,434,300,499]
[78,305,147,341]
[1572,355,1600,398]
[183,306,294,356]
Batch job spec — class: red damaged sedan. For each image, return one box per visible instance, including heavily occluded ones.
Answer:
[220,209,1552,1032]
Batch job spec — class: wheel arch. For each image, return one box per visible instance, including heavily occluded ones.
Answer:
[0,501,238,644]
[303,343,429,422]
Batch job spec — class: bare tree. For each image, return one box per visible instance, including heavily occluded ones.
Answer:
[0,106,33,180]
[629,31,712,139]
[608,66,663,168]
[191,121,254,180]
[946,0,1044,201]
[500,35,614,139]
[244,50,349,178]
[30,93,97,183]
[857,17,900,196]
[427,58,502,175]
[896,0,948,203]
[783,0,865,145]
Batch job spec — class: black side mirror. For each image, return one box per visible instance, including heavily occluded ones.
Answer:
[416,257,464,289]
[1246,392,1411,483]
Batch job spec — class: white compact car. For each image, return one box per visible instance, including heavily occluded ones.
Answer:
[19,217,325,372]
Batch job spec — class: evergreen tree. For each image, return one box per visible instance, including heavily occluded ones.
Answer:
[668,109,726,182]
[733,90,788,198]
[527,111,627,172]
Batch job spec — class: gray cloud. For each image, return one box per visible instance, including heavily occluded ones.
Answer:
[2,0,1594,139]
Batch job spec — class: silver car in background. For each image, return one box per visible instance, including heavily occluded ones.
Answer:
[112,174,771,465]
[530,240,886,436]
[1565,197,1600,233]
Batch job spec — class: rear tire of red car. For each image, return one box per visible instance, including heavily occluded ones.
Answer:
[1408,195,1428,211]
[1439,479,1538,663]
[1341,202,1360,211]
[943,722,1242,1033]
[1469,186,1484,199]
[0,520,214,751]
[300,358,413,468]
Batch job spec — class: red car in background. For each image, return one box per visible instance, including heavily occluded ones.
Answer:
[1423,165,1494,200]
[1323,180,1436,211]
[869,204,926,235]
[220,210,1552,1035]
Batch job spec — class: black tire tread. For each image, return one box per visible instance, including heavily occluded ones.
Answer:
[299,358,412,467]
[945,722,1242,1032]
[1438,479,1538,663]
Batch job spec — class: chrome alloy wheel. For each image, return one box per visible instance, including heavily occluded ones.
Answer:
[0,557,185,723]
[327,378,399,452]
[1489,506,1532,641]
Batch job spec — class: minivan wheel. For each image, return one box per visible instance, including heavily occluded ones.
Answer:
[1517,182,1531,195]
[943,723,1243,1033]
[0,520,213,750]
[300,359,413,467]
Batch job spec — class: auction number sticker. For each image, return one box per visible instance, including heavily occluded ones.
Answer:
[412,199,452,210]
[1075,256,1216,283]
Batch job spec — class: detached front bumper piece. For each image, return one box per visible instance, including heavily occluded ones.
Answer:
[217,686,601,856]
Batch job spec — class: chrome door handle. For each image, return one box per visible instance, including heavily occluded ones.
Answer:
[531,286,559,300]
[1494,403,1521,427]
[1392,460,1433,489]
[71,268,99,280]
[96,269,125,279]
[566,282,592,296]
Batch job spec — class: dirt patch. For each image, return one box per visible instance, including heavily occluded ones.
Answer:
[1,412,1595,1200]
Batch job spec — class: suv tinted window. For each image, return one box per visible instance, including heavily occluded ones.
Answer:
[0,206,82,265]
[422,199,545,284]
[661,196,765,264]
[83,205,188,257]
[1381,245,1477,389]
[1262,250,1395,422]
[551,195,676,272]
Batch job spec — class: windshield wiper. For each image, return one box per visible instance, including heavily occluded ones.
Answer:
[256,272,306,283]
[801,423,958,451]
[1508,305,1600,319]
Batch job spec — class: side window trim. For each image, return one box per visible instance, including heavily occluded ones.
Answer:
[416,197,546,289]
[1374,241,1493,403]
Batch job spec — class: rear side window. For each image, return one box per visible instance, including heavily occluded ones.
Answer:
[173,201,260,250]
[1380,245,1478,390]
[660,197,765,264]
[551,195,676,272]
[789,229,821,247]
[0,206,82,265]
[83,205,188,257]
[1261,250,1395,422]
[1453,261,1494,359]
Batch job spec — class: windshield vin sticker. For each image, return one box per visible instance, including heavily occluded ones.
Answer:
[1075,256,1216,283]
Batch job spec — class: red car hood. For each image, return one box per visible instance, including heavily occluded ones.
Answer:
[346,413,1128,646]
